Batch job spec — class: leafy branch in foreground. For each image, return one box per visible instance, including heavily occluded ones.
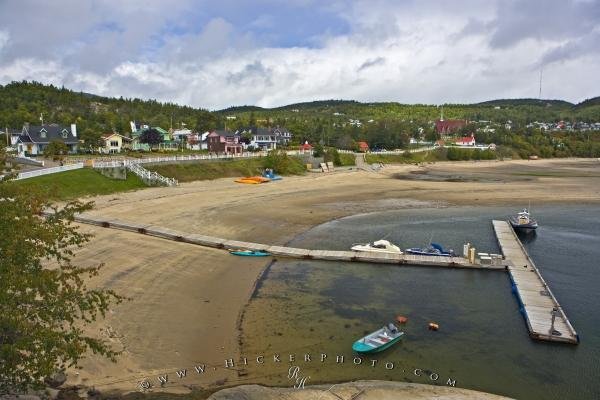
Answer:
[0,182,124,393]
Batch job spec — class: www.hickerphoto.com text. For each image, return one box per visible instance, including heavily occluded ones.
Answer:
[138,352,458,390]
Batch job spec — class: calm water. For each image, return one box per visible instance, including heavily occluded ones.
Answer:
[240,205,600,399]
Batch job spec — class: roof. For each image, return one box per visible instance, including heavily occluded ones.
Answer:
[238,126,290,136]
[212,130,239,137]
[357,141,369,148]
[20,124,78,144]
[101,133,132,141]
[456,136,475,144]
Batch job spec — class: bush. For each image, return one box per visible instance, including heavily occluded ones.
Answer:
[313,143,324,157]
[263,150,306,175]
[324,148,342,166]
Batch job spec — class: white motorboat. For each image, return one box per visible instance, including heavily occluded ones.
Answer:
[351,239,403,254]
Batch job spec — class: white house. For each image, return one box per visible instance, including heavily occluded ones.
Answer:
[454,133,476,147]
[187,131,209,150]
[100,133,132,153]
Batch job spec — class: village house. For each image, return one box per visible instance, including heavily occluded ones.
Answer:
[16,123,79,156]
[187,132,209,150]
[454,133,476,146]
[357,141,369,152]
[207,130,243,154]
[299,141,313,151]
[129,121,176,151]
[100,132,132,153]
[236,127,292,150]
[171,128,193,142]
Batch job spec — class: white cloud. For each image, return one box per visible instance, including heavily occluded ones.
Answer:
[0,30,9,52]
[0,0,598,109]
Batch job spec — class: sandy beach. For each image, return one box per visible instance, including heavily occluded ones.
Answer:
[67,158,600,394]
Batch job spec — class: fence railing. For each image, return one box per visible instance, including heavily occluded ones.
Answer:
[14,163,84,180]
[127,162,178,187]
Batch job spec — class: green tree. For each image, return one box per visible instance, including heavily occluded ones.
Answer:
[43,140,69,162]
[313,143,324,157]
[0,185,124,393]
[139,128,163,147]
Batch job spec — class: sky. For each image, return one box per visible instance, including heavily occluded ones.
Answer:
[0,0,598,110]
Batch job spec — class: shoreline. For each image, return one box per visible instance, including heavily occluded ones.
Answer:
[64,158,600,395]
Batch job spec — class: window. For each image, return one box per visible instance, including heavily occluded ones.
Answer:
[110,141,119,147]
[40,128,46,138]
[62,130,68,138]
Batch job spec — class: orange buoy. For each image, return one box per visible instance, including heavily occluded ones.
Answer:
[396,315,408,324]
[428,322,439,331]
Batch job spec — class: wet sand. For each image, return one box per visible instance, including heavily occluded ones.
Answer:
[67,158,600,393]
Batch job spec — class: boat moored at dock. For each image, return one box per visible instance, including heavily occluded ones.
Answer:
[351,239,403,254]
[509,208,538,231]
[405,242,455,257]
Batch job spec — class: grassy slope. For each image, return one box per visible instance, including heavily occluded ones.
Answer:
[146,157,306,183]
[338,153,356,166]
[365,151,443,164]
[12,168,146,201]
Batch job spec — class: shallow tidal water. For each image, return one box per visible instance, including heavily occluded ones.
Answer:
[239,205,600,399]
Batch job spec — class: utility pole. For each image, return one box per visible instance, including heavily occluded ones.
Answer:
[538,66,543,100]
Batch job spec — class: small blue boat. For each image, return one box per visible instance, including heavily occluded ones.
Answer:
[352,323,404,354]
[229,249,271,257]
[262,169,282,181]
[405,242,455,257]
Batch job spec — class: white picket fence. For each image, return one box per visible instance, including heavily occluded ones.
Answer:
[127,162,178,187]
[92,152,265,168]
[14,163,84,180]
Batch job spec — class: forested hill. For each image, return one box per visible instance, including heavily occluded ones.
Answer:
[0,81,218,145]
[1,81,599,148]
[217,97,600,127]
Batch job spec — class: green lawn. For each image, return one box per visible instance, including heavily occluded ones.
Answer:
[147,157,306,182]
[365,152,440,164]
[12,168,146,201]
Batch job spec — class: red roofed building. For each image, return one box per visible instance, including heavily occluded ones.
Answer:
[435,119,468,135]
[299,141,313,151]
[455,133,476,146]
[357,141,369,152]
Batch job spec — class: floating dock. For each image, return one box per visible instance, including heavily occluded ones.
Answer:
[492,220,579,344]
[67,213,504,270]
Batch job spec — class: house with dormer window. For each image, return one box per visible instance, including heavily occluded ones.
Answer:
[16,123,79,156]
[236,126,293,150]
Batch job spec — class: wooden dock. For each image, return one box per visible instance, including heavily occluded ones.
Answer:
[492,220,579,344]
[67,213,505,270]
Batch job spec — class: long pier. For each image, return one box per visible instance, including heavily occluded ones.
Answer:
[68,214,503,270]
[64,212,577,344]
[492,220,579,344]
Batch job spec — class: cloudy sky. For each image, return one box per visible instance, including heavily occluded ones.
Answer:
[0,0,598,109]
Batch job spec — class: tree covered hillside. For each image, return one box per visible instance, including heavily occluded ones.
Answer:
[1,81,599,158]
[0,81,217,146]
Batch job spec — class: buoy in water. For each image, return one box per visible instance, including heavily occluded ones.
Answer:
[396,315,408,324]
[428,322,439,331]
